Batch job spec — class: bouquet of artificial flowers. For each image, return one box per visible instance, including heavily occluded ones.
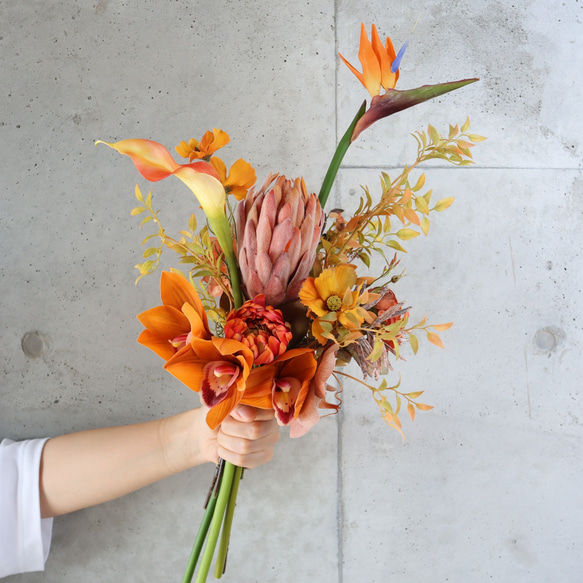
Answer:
[99,23,482,582]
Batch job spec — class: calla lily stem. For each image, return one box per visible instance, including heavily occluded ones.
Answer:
[182,495,218,583]
[194,462,236,583]
[214,465,243,578]
[318,101,366,209]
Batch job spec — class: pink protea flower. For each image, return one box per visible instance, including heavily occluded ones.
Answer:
[235,173,325,308]
[224,295,293,365]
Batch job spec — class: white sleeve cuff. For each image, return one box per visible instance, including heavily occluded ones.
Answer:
[0,438,54,578]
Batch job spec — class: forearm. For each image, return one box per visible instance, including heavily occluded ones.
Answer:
[39,408,208,518]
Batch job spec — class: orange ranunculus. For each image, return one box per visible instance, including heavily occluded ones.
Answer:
[175,128,230,161]
[137,271,211,361]
[241,348,318,433]
[299,265,375,345]
[210,156,256,201]
[164,337,254,429]
[224,295,292,365]
[339,23,402,98]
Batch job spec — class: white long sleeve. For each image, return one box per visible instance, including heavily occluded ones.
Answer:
[0,438,53,578]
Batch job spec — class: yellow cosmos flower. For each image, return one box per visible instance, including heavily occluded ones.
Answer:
[210,156,257,201]
[175,128,230,161]
[299,265,374,345]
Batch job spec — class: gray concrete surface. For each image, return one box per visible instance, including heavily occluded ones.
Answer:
[1,1,582,581]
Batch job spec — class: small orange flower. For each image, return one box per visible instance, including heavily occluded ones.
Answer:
[339,23,401,98]
[210,156,256,200]
[164,337,254,429]
[299,265,374,345]
[137,271,211,361]
[175,128,230,161]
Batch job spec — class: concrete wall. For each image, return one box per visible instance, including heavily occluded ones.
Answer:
[2,1,581,581]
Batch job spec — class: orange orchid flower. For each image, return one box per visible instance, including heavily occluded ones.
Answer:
[137,271,211,361]
[339,23,401,98]
[175,128,230,161]
[210,156,256,201]
[241,348,318,431]
[164,337,254,429]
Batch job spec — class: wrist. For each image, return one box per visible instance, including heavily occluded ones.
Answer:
[158,408,208,474]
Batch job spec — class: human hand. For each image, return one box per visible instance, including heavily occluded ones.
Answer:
[197,405,281,469]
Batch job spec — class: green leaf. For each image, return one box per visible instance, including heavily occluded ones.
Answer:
[369,338,385,362]
[188,214,197,233]
[412,173,425,192]
[415,196,429,215]
[396,228,420,241]
[143,247,159,258]
[409,333,419,355]
[387,240,407,253]
[434,197,455,212]
[428,124,440,145]
[421,217,430,235]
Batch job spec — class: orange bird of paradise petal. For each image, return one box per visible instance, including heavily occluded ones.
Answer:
[137,271,211,360]
[339,23,401,98]
[164,337,254,429]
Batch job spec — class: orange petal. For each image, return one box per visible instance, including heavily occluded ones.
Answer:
[164,345,206,393]
[160,272,203,313]
[137,304,189,338]
[182,303,210,340]
[358,23,381,97]
[210,156,228,182]
[137,329,176,361]
[205,383,243,429]
[209,128,230,153]
[298,277,327,316]
[97,139,179,181]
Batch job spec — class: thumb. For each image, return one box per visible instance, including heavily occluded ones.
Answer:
[231,405,257,422]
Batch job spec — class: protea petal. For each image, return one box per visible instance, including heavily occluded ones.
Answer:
[351,79,479,141]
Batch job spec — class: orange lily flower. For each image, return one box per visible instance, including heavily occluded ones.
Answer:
[210,156,256,201]
[175,128,230,161]
[339,23,401,98]
[137,271,211,361]
[241,348,318,431]
[164,337,254,429]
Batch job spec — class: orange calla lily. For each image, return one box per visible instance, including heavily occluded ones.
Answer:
[339,23,401,98]
[96,138,227,221]
[175,128,230,161]
[164,337,254,429]
[98,137,245,306]
[137,271,211,361]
